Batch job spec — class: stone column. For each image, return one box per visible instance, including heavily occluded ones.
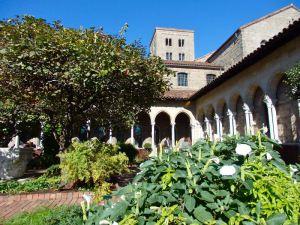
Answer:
[130,125,134,145]
[171,122,175,147]
[219,118,223,140]
[190,124,195,144]
[264,95,279,141]
[149,122,158,157]
[214,114,221,140]
[242,104,253,135]
[37,121,44,149]
[227,109,234,136]
[232,113,237,135]
[151,122,155,149]
[271,102,279,141]
[15,135,20,149]
[204,117,212,140]
[108,128,113,144]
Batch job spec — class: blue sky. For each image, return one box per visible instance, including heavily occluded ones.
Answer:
[0,0,299,58]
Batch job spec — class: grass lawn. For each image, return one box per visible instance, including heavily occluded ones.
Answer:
[4,205,83,225]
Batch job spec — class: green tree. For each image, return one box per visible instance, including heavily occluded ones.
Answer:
[285,62,300,99]
[0,16,171,149]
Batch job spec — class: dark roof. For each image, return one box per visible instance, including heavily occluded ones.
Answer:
[206,4,299,63]
[190,18,300,101]
[163,60,223,70]
[162,89,197,101]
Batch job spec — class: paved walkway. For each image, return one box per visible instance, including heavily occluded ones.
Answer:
[0,191,92,220]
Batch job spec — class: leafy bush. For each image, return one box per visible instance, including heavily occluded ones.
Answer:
[285,62,300,99]
[85,134,300,224]
[59,139,128,186]
[4,205,83,225]
[0,175,61,194]
[44,164,61,177]
[118,143,138,163]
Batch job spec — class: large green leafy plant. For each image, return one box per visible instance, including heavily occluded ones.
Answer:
[0,16,171,149]
[59,138,128,186]
[285,62,300,99]
[85,134,300,225]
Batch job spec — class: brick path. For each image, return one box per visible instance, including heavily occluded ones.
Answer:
[0,191,92,220]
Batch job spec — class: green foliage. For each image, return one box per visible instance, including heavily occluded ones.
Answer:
[0,175,60,194]
[59,138,128,185]
[285,62,300,99]
[0,16,171,149]
[85,134,300,225]
[4,205,83,225]
[44,164,61,177]
[118,143,138,162]
[143,142,152,150]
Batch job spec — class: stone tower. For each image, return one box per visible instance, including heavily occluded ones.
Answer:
[150,27,195,61]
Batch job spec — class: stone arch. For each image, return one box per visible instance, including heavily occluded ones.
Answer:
[216,99,226,115]
[245,83,264,105]
[206,105,216,138]
[173,109,195,125]
[221,102,229,136]
[154,112,171,145]
[175,112,191,142]
[151,110,173,124]
[276,77,299,143]
[235,95,246,135]
[197,109,205,123]
[228,93,241,111]
[252,87,269,135]
[267,73,285,99]
[134,112,151,148]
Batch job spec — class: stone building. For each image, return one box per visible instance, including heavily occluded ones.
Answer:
[124,4,300,153]
[207,4,300,70]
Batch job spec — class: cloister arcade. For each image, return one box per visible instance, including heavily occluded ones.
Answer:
[125,106,200,149]
[106,73,299,150]
[196,75,300,143]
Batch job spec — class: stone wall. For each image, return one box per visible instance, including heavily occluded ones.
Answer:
[242,7,300,57]
[208,31,243,70]
[167,67,222,90]
[209,5,300,70]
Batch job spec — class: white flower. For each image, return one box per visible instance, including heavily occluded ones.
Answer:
[290,165,298,173]
[83,194,92,204]
[112,222,119,225]
[220,165,236,176]
[235,144,252,156]
[266,152,272,161]
[120,195,126,201]
[99,220,111,225]
[212,157,220,164]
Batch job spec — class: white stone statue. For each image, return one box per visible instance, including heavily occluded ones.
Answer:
[0,135,33,180]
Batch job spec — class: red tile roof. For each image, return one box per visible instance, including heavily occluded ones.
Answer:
[162,89,197,100]
[163,60,223,70]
